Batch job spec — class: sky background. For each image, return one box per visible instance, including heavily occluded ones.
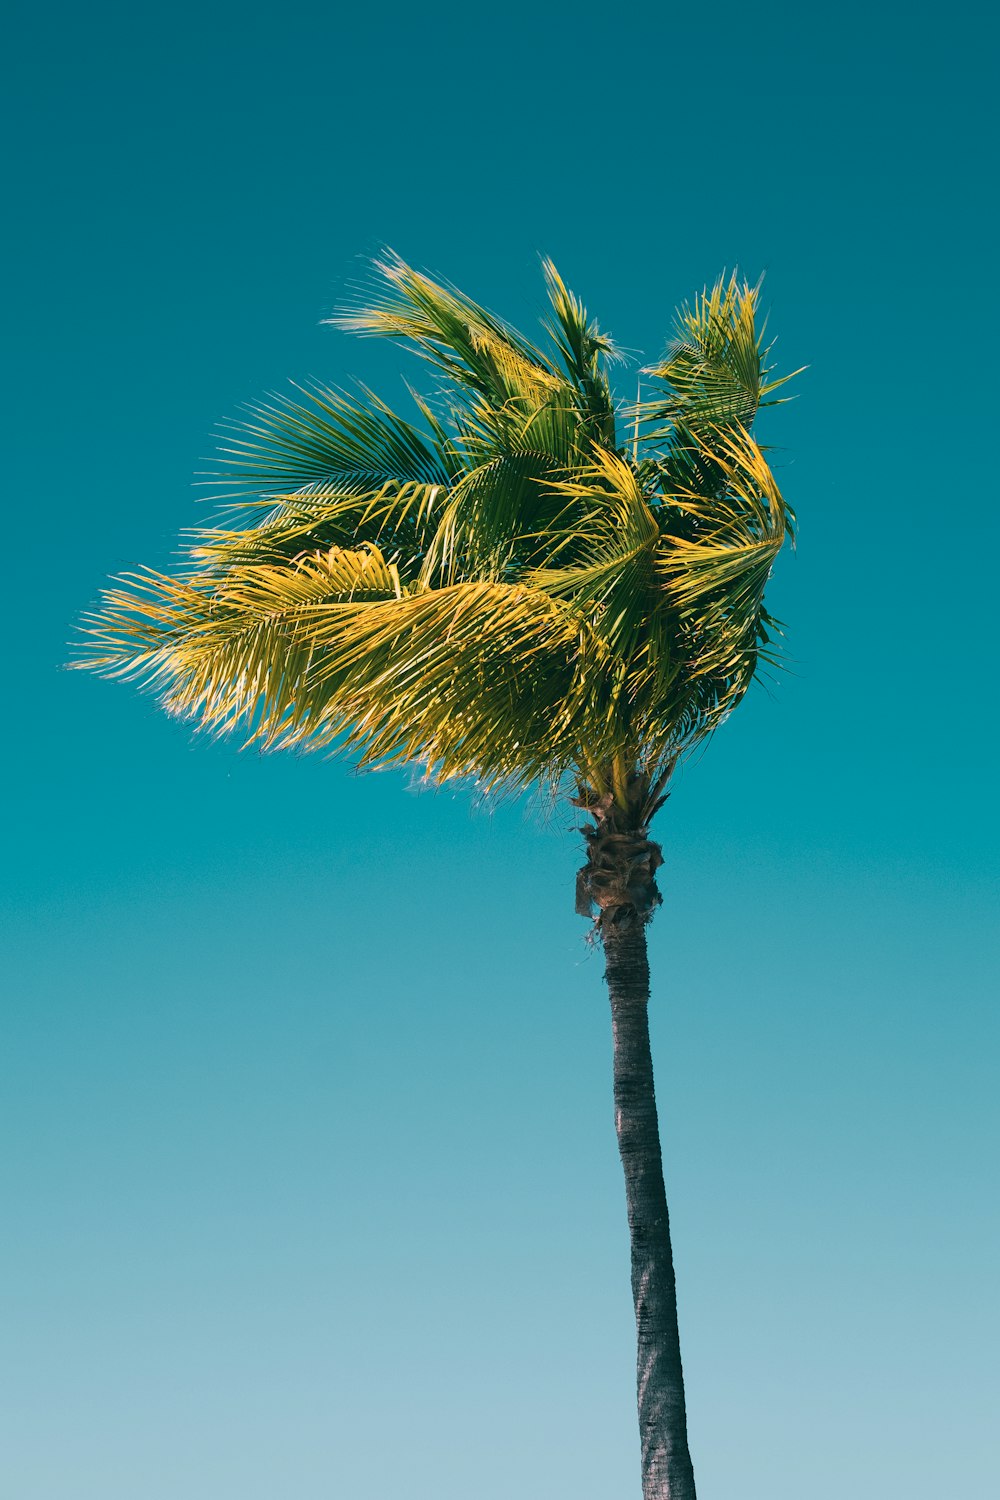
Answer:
[3,2,998,1497]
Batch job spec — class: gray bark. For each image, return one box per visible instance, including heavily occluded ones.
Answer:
[604,919,697,1500]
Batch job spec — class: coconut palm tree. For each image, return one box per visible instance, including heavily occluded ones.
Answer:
[77,256,797,1500]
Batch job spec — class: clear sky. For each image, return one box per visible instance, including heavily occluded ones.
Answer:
[3,2,998,1497]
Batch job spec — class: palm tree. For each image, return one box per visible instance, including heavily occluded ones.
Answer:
[77,256,797,1500]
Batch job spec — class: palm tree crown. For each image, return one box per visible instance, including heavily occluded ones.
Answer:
[80,257,796,810]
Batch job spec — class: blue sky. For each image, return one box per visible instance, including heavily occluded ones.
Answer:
[3,2,998,1496]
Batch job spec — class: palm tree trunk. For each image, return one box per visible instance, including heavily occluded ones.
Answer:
[604,919,697,1500]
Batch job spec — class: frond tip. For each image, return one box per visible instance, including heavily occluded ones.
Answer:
[75,255,799,802]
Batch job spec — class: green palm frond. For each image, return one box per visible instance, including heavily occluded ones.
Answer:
[193,478,447,575]
[654,427,791,733]
[210,381,449,500]
[529,451,659,647]
[418,450,563,587]
[334,254,557,408]
[541,260,619,446]
[77,256,798,805]
[637,273,803,443]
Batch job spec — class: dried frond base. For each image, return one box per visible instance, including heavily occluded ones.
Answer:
[573,773,667,934]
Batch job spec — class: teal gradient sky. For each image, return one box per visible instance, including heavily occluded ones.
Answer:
[4,2,998,1497]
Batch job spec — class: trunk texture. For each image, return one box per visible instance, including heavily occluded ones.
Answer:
[604,920,697,1500]
[574,773,695,1500]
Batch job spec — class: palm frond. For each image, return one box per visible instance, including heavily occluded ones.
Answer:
[636,273,801,444]
[417,450,565,587]
[656,427,791,701]
[333,254,559,412]
[541,260,619,446]
[192,478,447,576]
[528,449,659,651]
[210,382,449,505]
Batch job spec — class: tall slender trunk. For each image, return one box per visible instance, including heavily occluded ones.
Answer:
[604,920,697,1500]
[575,773,696,1497]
